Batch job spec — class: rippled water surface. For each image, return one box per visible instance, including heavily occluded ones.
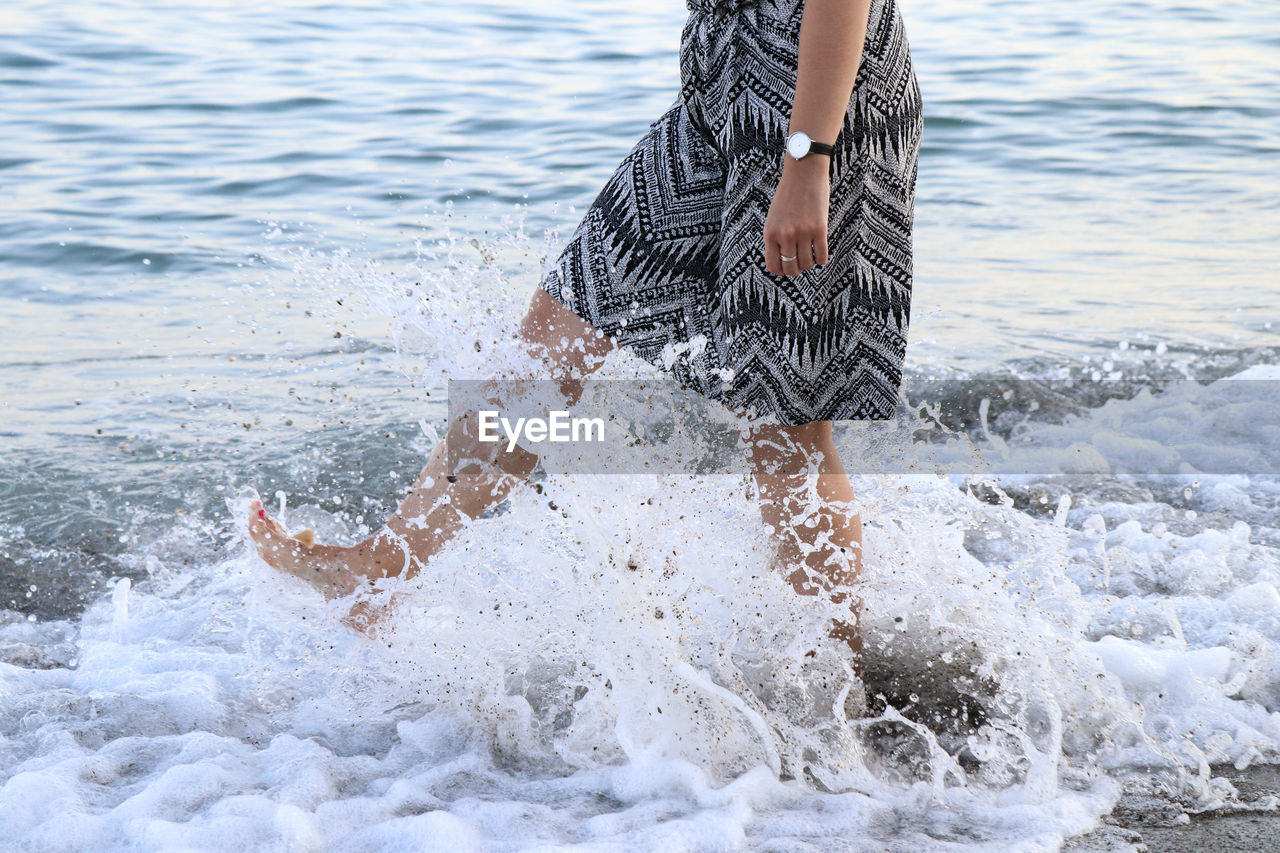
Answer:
[3,0,1277,385]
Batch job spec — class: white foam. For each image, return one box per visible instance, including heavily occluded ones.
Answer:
[4,230,1279,850]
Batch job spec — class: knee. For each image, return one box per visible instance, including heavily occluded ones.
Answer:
[745,420,834,479]
[747,419,832,453]
[786,420,833,446]
[519,287,614,367]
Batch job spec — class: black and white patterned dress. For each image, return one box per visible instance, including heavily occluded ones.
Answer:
[538,0,923,425]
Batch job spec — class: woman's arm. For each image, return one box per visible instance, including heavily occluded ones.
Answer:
[763,0,871,277]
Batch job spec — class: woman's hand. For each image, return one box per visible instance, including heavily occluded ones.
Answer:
[763,155,831,277]
[764,0,871,277]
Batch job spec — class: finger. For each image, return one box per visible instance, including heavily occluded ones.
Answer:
[798,236,816,273]
[763,235,779,276]
[780,243,801,277]
[815,230,829,266]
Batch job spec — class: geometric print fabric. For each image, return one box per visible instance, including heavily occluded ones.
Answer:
[539,0,924,424]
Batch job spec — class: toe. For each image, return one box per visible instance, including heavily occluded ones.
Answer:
[248,503,266,537]
[247,502,294,552]
[264,515,293,542]
[248,502,283,536]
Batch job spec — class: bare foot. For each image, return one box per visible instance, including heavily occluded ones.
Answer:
[248,499,360,599]
[340,596,395,637]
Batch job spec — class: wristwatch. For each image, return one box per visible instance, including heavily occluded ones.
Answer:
[785,130,836,161]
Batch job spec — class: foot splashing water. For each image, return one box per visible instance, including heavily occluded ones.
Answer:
[2,217,1279,851]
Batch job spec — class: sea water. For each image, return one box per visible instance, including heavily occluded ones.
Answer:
[2,0,1278,850]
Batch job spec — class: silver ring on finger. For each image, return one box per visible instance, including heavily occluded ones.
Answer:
[780,253,797,262]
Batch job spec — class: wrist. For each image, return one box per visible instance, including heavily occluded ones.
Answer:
[781,129,836,180]
[781,153,831,181]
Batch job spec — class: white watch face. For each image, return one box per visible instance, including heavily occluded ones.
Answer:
[786,131,811,159]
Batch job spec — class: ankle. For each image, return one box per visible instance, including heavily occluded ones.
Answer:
[358,533,414,581]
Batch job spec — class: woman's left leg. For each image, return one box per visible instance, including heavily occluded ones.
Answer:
[247,287,615,626]
[745,420,865,675]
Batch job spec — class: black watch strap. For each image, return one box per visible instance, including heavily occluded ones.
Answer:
[786,131,838,159]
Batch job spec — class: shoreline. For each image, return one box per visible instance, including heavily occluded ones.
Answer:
[1065,764,1280,852]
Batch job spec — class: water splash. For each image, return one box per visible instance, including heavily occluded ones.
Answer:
[3,222,1278,849]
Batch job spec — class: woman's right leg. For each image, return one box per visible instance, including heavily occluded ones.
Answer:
[745,420,865,677]
[247,287,615,600]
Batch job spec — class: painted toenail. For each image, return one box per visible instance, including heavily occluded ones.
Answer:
[258,509,266,518]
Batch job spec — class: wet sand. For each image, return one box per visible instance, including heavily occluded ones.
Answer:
[1065,765,1280,852]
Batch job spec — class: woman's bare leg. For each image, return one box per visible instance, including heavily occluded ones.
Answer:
[249,285,865,657]
[746,420,864,677]
[247,287,615,620]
